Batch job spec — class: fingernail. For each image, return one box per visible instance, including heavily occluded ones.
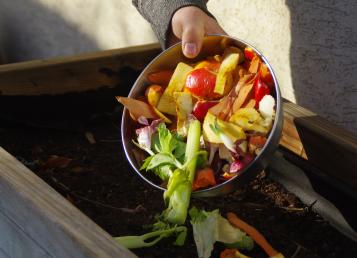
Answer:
[184,43,197,57]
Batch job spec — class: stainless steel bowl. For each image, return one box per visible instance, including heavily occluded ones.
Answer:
[121,35,283,197]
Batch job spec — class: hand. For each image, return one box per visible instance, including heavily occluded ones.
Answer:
[169,6,226,58]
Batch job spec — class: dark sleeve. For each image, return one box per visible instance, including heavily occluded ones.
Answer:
[132,0,214,49]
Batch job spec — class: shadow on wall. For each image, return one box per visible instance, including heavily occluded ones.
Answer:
[0,0,99,63]
[285,0,357,133]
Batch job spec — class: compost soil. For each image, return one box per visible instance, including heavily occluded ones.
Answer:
[1,112,357,258]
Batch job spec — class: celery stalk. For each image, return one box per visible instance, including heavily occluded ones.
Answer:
[115,226,187,249]
[163,120,201,225]
[185,120,202,183]
[115,120,202,248]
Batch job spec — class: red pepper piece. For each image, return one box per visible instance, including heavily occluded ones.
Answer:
[253,74,270,108]
[260,63,274,86]
[244,47,256,61]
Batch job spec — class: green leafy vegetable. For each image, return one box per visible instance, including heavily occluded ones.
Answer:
[142,120,204,225]
[145,153,183,171]
[157,123,178,153]
[118,120,203,249]
[189,207,218,258]
[189,207,254,258]
[216,215,254,250]
[141,123,187,180]
[152,123,186,157]
[152,164,175,181]
[173,137,187,163]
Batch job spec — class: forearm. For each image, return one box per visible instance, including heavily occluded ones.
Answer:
[132,0,212,48]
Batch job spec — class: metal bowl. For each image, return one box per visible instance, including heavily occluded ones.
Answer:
[121,35,283,197]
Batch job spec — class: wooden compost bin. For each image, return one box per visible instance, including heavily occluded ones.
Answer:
[0,44,356,258]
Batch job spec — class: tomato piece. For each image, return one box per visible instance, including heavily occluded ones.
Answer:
[185,68,219,99]
[244,47,256,61]
[192,100,219,122]
[253,75,270,108]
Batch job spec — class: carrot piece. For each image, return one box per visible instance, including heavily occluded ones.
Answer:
[232,83,253,112]
[248,56,261,74]
[192,167,217,191]
[242,99,256,109]
[248,136,267,154]
[209,95,229,116]
[221,248,236,258]
[249,136,267,148]
[235,74,254,93]
[220,248,250,258]
[147,70,173,85]
[227,212,279,257]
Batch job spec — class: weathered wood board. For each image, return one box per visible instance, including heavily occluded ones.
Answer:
[0,147,137,258]
[0,43,160,96]
[280,100,357,195]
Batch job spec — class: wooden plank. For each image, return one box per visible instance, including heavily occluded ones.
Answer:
[0,212,51,258]
[0,43,161,96]
[0,147,137,258]
[279,99,357,192]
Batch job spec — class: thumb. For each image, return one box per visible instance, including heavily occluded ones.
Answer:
[181,24,204,58]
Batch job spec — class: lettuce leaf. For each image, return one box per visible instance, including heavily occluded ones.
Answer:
[189,208,218,258]
[189,207,254,258]
[141,123,187,180]
[153,123,186,157]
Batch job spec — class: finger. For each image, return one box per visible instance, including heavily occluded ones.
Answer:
[181,24,205,58]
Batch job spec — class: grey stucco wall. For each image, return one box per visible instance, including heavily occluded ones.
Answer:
[209,0,357,134]
[287,1,357,133]
[0,0,356,133]
[0,0,157,61]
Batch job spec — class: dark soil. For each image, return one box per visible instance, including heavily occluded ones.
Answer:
[1,111,357,258]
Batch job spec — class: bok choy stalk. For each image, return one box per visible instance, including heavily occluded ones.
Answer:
[162,120,202,225]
